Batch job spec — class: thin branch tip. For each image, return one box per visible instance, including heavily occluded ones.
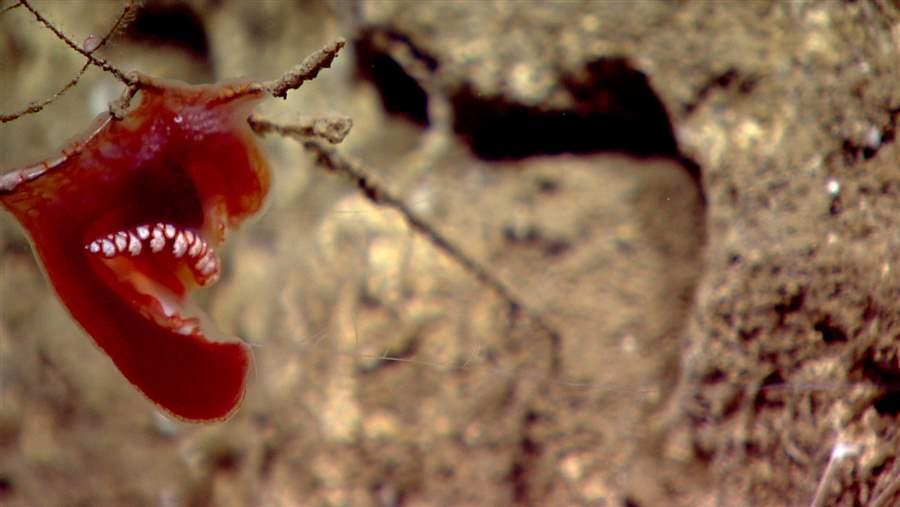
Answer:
[249,115,353,144]
[263,38,347,99]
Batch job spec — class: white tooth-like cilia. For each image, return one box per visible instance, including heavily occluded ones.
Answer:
[128,233,142,256]
[150,227,165,252]
[84,223,217,282]
[196,252,215,274]
[188,238,203,257]
[172,233,187,258]
[115,232,128,252]
[101,239,116,257]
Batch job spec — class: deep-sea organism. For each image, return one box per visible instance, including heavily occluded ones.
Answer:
[4,0,564,427]
[0,76,270,421]
[1,0,344,422]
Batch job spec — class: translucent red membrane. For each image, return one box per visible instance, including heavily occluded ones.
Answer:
[0,78,270,421]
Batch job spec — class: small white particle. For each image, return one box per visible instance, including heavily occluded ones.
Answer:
[164,224,176,239]
[128,233,141,256]
[101,239,116,257]
[88,241,101,253]
[136,225,150,240]
[864,126,882,149]
[831,441,861,460]
[173,114,183,124]
[173,233,188,257]
[826,179,840,196]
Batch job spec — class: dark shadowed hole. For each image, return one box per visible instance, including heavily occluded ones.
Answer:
[702,368,726,384]
[755,371,786,409]
[354,30,431,127]
[202,438,243,473]
[814,316,848,344]
[353,31,698,181]
[873,391,900,415]
[0,475,11,497]
[860,356,900,416]
[774,290,805,321]
[507,410,542,505]
[452,58,679,161]
[126,2,210,62]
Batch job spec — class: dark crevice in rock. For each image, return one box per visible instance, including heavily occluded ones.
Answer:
[814,316,848,344]
[126,2,210,63]
[354,29,432,127]
[507,410,542,506]
[755,371,787,409]
[774,289,806,326]
[451,57,680,161]
[353,31,705,190]
[872,389,900,416]
[860,355,900,416]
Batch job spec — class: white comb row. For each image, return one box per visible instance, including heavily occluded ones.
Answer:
[84,223,211,261]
